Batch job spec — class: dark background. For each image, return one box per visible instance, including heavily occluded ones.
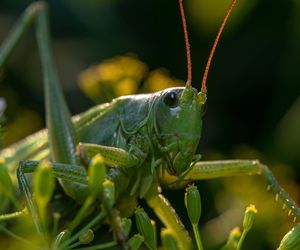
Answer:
[1,0,300,249]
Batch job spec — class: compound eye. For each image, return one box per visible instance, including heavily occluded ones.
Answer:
[164,91,179,108]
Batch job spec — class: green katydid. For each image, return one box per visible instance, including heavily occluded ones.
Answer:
[0,0,299,250]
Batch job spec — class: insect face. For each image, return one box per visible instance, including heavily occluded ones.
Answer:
[154,86,204,175]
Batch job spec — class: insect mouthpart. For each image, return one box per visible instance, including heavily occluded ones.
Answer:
[160,134,199,177]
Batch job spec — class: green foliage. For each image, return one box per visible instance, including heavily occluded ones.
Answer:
[135,207,157,250]
[185,184,202,225]
[0,98,6,149]
[0,1,299,250]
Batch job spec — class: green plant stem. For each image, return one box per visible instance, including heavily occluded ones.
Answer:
[63,210,106,247]
[73,241,117,250]
[52,213,60,237]
[236,229,249,250]
[192,224,204,250]
[0,208,26,221]
[0,4,37,66]
[68,195,95,231]
[0,225,36,248]
[69,240,83,249]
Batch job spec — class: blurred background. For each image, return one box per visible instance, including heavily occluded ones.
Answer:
[0,0,300,249]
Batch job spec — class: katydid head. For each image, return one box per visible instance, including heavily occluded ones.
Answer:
[154,0,236,176]
[154,86,204,175]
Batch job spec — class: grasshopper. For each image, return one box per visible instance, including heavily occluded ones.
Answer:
[0,0,299,249]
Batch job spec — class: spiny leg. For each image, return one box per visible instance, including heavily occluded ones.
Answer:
[0,2,40,66]
[182,159,300,222]
[0,1,83,199]
[78,143,142,168]
[0,3,92,244]
[144,182,193,250]
[35,4,78,165]
[0,2,77,162]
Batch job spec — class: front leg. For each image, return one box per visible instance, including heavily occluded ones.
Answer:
[78,142,145,168]
[183,159,300,222]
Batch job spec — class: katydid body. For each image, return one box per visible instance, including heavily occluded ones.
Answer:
[0,1,300,250]
[1,86,202,183]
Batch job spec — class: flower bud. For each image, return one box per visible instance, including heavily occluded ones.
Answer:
[102,179,115,209]
[33,161,55,207]
[236,205,258,250]
[135,207,156,250]
[88,154,106,197]
[121,218,132,237]
[242,204,257,232]
[128,234,144,250]
[79,229,94,244]
[221,227,241,250]
[53,212,61,221]
[277,224,300,250]
[33,161,55,231]
[161,229,179,250]
[184,184,201,225]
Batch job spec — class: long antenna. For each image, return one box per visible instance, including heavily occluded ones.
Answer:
[179,0,192,86]
[201,0,237,93]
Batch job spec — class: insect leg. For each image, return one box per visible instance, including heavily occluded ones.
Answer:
[183,159,300,222]
[0,1,83,198]
[0,131,48,173]
[17,160,88,234]
[145,182,193,250]
[35,3,78,166]
[0,3,42,66]
[78,142,144,168]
